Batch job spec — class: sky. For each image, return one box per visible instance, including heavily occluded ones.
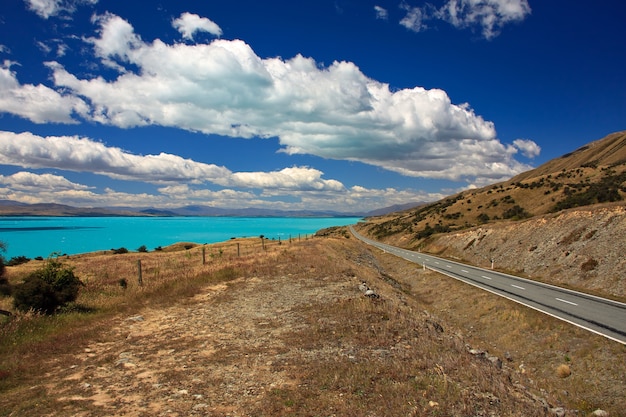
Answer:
[0,0,624,213]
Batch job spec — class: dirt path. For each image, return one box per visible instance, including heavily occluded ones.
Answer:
[41,272,346,416]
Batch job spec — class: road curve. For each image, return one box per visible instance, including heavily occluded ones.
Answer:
[349,226,626,345]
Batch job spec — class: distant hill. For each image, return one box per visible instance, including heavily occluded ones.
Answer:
[0,201,144,217]
[0,199,417,218]
[358,131,626,242]
[0,201,372,218]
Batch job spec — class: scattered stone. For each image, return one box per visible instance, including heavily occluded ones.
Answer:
[504,351,513,362]
[428,400,439,408]
[487,355,503,369]
[592,410,609,417]
[127,315,144,322]
[364,289,380,298]
[358,281,380,298]
[549,407,566,417]
[426,319,444,333]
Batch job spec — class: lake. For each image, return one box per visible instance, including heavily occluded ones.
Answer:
[0,216,361,259]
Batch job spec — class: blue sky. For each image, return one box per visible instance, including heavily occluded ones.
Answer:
[0,0,624,213]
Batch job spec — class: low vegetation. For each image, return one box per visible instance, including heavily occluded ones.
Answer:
[1,231,624,415]
[362,133,626,249]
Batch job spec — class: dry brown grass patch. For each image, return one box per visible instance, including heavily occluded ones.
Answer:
[556,364,572,378]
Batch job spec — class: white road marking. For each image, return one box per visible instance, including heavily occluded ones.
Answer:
[511,284,525,290]
[481,275,492,280]
[556,298,578,306]
[462,269,469,273]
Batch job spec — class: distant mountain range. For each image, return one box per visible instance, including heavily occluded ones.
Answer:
[0,200,425,218]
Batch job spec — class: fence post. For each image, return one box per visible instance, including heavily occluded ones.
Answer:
[202,245,206,265]
[137,259,143,286]
[237,242,240,257]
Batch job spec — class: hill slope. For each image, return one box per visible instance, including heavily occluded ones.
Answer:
[356,131,626,299]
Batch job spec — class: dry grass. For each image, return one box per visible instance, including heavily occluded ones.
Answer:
[1,230,624,416]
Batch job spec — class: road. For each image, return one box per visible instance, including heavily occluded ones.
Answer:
[349,226,626,345]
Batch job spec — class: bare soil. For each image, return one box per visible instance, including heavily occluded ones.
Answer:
[1,232,625,416]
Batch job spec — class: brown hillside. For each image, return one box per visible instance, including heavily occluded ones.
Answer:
[512,130,626,181]
[358,131,626,249]
[355,131,626,301]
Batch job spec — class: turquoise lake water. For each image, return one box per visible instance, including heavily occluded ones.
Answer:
[0,216,361,259]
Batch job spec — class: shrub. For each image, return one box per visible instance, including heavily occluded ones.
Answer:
[12,258,83,314]
[556,364,571,378]
[477,213,490,224]
[112,247,129,254]
[502,205,531,220]
[7,256,30,266]
[137,245,148,253]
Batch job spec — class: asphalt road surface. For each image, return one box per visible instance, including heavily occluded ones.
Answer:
[349,226,626,345]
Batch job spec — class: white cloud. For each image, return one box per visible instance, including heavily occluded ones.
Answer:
[51,13,537,182]
[228,167,345,192]
[513,138,541,158]
[4,13,539,184]
[24,0,98,19]
[400,3,428,32]
[400,0,531,39]
[0,168,437,212]
[0,171,91,191]
[0,131,349,193]
[172,12,223,40]
[0,131,230,183]
[374,5,389,20]
[0,60,89,123]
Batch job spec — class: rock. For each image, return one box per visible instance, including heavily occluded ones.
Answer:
[487,355,503,369]
[426,319,444,333]
[428,400,439,408]
[364,289,379,298]
[128,315,144,322]
[504,351,513,362]
[592,410,609,417]
[358,281,369,293]
[549,407,566,416]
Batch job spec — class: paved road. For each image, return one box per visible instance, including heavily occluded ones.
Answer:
[349,226,626,345]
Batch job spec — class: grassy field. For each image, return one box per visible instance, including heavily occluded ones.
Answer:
[1,230,624,416]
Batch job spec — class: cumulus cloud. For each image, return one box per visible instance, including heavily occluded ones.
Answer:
[24,0,98,19]
[513,138,541,158]
[0,171,91,191]
[0,131,346,192]
[400,0,531,39]
[374,5,389,20]
[0,131,230,183]
[0,168,436,211]
[2,12,539,184]
[228,167,345,192]
[36,13,537,182]
[0,60,89,123]
[172,12,223,40]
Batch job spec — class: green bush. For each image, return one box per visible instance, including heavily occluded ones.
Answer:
[502,205,531,220]
[12,258,83,314]
[7,256,30,266]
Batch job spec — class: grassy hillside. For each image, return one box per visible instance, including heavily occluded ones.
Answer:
[359,131,626,245]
